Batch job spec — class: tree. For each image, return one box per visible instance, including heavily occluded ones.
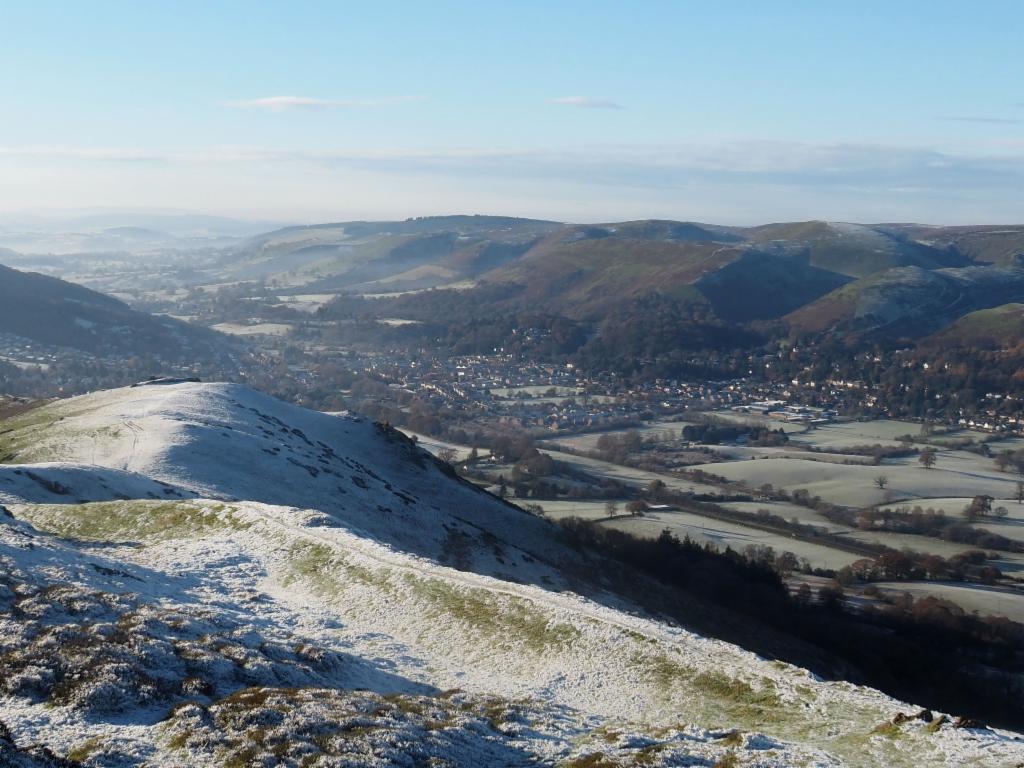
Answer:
[918,448,937,470]
[625,500,648,516]
[995,450,1013,472]
[874,475,889,490]
[1017,481,1024,505]
[436,447,457,465]
[604,500,619,518]
[794,582,812,608]
[963,495,993,522]
[645,479,666,500]
[776,550,799,576]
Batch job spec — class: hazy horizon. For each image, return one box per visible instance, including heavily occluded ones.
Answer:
[1,1,1022,224]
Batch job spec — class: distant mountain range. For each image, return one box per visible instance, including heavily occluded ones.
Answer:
[221,216,1024,340]
[4,215,1023,356]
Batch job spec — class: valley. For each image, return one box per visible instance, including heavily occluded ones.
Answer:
[3,215,1024,765]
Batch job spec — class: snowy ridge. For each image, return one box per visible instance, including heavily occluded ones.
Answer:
[0,382,1022,766]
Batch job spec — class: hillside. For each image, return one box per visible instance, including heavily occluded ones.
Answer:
[220,215,562,292]
[924,302,1024,349]
[740,221,970,278]
[0,263,234,362]
[886,224,1024,268]
[211,217,1024,330]
[1,382,1022,766]
[482,234,745,318]
[786,264,1024,338]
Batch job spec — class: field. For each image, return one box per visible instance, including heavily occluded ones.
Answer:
[697,452,1020,507]
[211,322,294,336]
[402,413,1024,621]
[872,581,1024,623]
[536,499,863,571]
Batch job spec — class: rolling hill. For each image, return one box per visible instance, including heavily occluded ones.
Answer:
[219,215,562,292]
[0,263,234,361]
[2,381,1020,765]
[214,217,1024,332]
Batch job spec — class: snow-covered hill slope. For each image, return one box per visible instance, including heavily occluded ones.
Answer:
[1,382,1022,767]
[0,381,574,581]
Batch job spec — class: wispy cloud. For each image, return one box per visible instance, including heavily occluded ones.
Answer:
[547,96,622,109]
[939,115,1021,125]
[225,95,426,112]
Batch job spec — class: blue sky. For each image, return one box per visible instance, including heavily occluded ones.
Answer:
[0,1,1021,223]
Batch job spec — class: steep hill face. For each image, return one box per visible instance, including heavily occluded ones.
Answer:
[482,234,746,318]
[695,251,853,322]
[0,264,233,361]
[1,382,1022,766]
[786,265,1024,338]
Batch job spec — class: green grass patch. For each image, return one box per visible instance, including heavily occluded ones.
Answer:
[284,540,394,596]
[18,500,246,543]
[693,671,779,708]
[66,736,104,762]
[403,574,579,653]
[641,652,694,689]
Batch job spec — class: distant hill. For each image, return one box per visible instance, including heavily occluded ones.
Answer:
[481,230,743,317]
[222,215,562,291]
[218,215,1024,331]
[786,265,1024,338]
[479,222,853,320]
[0,263,233,360]
[740,221,970,278]
[883,224,1024,267]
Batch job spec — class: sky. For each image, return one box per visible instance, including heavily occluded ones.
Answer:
[0,0,1022,225]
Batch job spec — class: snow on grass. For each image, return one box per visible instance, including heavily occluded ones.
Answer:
[7,500,1019,766]
[1,383,1023,766]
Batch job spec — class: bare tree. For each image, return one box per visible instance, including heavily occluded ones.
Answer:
[436,447,457,465]
[604,500,619,518]
[625,500,648,517]
[874,475,889,490]
[918,449,937,470]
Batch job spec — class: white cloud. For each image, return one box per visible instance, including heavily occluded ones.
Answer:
[547,96,622,109]
[225,95,426,112]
